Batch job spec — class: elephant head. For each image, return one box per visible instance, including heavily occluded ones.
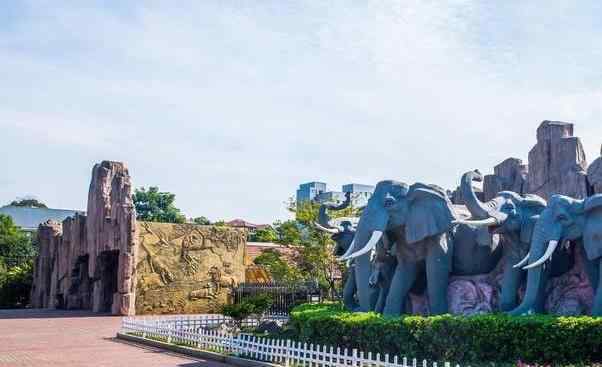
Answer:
[314,192,357,257]
[341,180,458,313]
[457,170,547,260]
[455,170,548,311]
[510,193,602,315]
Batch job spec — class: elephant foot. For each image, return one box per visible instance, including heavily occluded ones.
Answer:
[507,305,537,316]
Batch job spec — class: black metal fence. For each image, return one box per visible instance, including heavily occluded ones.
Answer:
[233,281,323,314]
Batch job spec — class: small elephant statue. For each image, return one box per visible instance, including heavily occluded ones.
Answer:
[314,193,377,311]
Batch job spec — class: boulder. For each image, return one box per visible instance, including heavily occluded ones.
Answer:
[527,121,589,200]
[483,158,528,201]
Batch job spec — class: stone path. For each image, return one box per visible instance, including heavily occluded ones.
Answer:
[0,309,232,367]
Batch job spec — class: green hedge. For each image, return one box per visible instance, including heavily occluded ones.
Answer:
[288,303,602,364]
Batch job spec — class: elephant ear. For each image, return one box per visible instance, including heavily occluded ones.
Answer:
[583,194,602,261]
[405,183,457,244]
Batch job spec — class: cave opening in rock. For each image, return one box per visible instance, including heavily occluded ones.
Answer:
[98,250,119,313]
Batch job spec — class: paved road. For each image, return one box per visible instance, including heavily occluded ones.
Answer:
[0,309,232,367]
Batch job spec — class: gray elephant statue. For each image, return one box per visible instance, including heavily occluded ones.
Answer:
[456,170,558,311]
[314,193,379,311]
[509,194,602,316]
[342,180,457,315]
[341,175,554,316]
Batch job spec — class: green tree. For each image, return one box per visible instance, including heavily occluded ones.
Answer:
[274,220,303,245]
[192,216,211,225]
[0,214,36,263]
[279,198,360,298]
[133,187,186,224]
[253,249,303,283]
[0,214,36,308]
[9,197,47,208]
[248,227,278,242]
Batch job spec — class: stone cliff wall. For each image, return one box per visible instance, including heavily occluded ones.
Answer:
[135,222,246,314]
[481,121,592,201]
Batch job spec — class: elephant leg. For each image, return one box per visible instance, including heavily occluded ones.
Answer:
[583,254,602,316]
[499,258,524,312]
[383,259,417,317]
[426,237,450,315]
[369,285,380,311]
[343,268,358,311]
[374,279,391,314]
[532,264,551,313]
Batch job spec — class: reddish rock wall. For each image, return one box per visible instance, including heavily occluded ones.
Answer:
[31,161,137,315]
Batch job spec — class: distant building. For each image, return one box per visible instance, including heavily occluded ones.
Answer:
[295,181,374,207]
[315,191,347,204]
[225,219,270,234]
[342,183,374,207]
[0,205,84,233]
[296,182,327,203]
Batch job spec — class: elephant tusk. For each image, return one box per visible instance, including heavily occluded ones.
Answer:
[337,238,356,261]
[314,222,340,234]
[452,217,498,228]
[523,241,559,270]
[513,252,530,269]
[343,231,384,261]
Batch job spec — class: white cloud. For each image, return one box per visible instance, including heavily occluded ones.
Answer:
[0,1,601,223]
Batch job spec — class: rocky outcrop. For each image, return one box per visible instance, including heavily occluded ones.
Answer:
[482,158,528,201]
[32,161,137,315]
[31,161,246,315]
[30,221,62,308]
[527,121,589,199]
[86,161,137,314]
[587,146,602,194]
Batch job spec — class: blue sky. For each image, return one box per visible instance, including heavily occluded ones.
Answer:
[1,1,601,224]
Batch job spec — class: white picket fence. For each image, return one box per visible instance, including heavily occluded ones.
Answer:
[122,313,289,331]
[120,315,462,367]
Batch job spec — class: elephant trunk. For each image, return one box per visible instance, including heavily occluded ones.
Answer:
[316,193,353,233]
[460,170,508,224]
[510,215,554,313]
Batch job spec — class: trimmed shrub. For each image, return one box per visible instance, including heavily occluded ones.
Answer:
[288,303,602,364]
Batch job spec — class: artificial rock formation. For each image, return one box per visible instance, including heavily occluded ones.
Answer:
[527,121,589,199]
[482,158,528,201]
[85,161,138,314]
[136,222,246,314]
[31,160,247,315]
[30,220,63,309]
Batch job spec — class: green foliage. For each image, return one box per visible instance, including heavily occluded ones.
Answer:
[273,220,303,246]
[213,220,227,227]
[0,261,33,308]
[221,295,274,325]
[248,227,278,242]
[9,197,47,208]
[192,216,211,225]
[289,303,602,364]
[0,214,36,265]
[0,214,35,308]
[133,186,186,224]
[253,249,303,283]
